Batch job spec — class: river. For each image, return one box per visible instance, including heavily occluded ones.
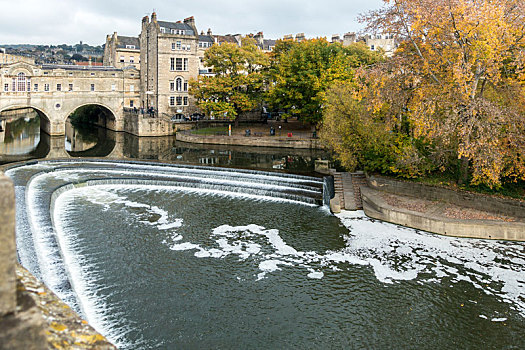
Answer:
[2,114,525,349]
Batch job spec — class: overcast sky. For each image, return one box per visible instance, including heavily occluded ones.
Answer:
[0,0,385,46]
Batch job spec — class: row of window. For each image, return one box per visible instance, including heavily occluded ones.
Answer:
[198,42,212,48]
[170,57,189,71]
[169,96,189,106]
[160,28,186,35]
[2,82,135,93]
[120,56,138,63]
[172,41,191,51]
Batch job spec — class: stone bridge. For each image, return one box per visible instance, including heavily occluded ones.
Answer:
[0,61,171,137]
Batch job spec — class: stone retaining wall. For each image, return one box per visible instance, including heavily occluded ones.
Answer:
[362,186,525,241]
[176,131,323,149]
[367,175,525,219]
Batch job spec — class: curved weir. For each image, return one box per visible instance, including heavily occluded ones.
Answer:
[5,159,525,349]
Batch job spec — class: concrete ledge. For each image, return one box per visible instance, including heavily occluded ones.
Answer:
[176,131,323,149]
[361,187,525,241]
[367,175,525,219]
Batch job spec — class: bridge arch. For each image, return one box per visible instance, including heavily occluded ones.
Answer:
[0,104,53,135]
[64,102,118,131]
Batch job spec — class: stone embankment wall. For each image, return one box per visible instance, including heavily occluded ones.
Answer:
[124,112,174,136]
[0,172,115,349]
[362,175,525,241]
[367,175,525,219]
[176,131,323,149]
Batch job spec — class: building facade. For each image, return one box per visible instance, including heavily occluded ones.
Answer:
[103,33,141,70]
[139,13,202,118]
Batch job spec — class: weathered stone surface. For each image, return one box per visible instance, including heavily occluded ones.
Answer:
[0,173,16,316]
[16,265,116,349]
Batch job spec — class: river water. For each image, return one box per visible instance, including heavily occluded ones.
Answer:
[2,114,525,349]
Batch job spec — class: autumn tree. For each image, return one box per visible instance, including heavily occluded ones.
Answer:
[322,0,525,187]
[267,39,383,124]
[189,37,269,125]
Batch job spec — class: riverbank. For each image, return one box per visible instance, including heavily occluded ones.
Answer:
[176,120,324,149]
[335,173,525,241]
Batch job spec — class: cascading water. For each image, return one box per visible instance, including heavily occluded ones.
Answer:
[5,159,525,349]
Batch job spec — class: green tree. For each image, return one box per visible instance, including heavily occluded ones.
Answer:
[189,37,269,125]
[267,39,383,124]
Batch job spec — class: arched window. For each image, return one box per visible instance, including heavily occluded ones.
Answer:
[176,77,183,92]
[17,72,26,92]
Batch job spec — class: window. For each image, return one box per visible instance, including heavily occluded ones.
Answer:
[17,73,26,92]
[160,27,166,33]
[169,96,175,106]
[370,45,375,51]
[4,83,8,92]
[172,43,176,50]
[130,100,134,108]
[176,41,181,50]
[130,85,134,92]
[126,45,136,49]
[176,96,182,106]
[170,82,175,91]
[11,78,15,91]
[183,58,188,71]
[130,56,134,63]
[56,84,61,91]
[68,84,73,91]
[33,83,38,92]
[183,82,188,91]
[44,84,49,92]
[120,56,125,63]
[176,77,182,91]
[111,84,116,91]
[187,44,191,51]
[170,57,175,71]
[183,96,188,106]
[90,84,95,91]
[90,73,95,76]
[175,58,183,71]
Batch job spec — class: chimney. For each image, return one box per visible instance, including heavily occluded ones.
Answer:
[183,16,197,34]
[254,31,264,46]
[207,28,212,36]
[151,12,157,23]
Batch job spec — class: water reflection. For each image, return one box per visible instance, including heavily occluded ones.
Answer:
[1,113,332,174]
[0,111,40,155]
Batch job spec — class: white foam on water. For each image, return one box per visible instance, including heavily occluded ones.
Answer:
[335,211,525,316]
[491,318,507,322]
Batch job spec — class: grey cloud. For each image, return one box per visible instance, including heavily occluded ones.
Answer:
[0,0,384,45]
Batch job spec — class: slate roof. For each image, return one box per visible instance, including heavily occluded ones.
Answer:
[263,39,276,50]
[199,35,214,43]
[157,21,194,35]
[116,36,140,50]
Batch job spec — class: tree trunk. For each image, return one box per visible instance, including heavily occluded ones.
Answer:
[458,156,470,185]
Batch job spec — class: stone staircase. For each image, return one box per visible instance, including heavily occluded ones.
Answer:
[331,171,367,212]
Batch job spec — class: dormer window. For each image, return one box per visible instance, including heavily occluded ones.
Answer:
[126,45,136,49]
[160,27,166,33]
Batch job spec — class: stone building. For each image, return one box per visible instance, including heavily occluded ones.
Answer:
[139,13,202,118]
[331,32,397,56]
[103,33,141,69]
